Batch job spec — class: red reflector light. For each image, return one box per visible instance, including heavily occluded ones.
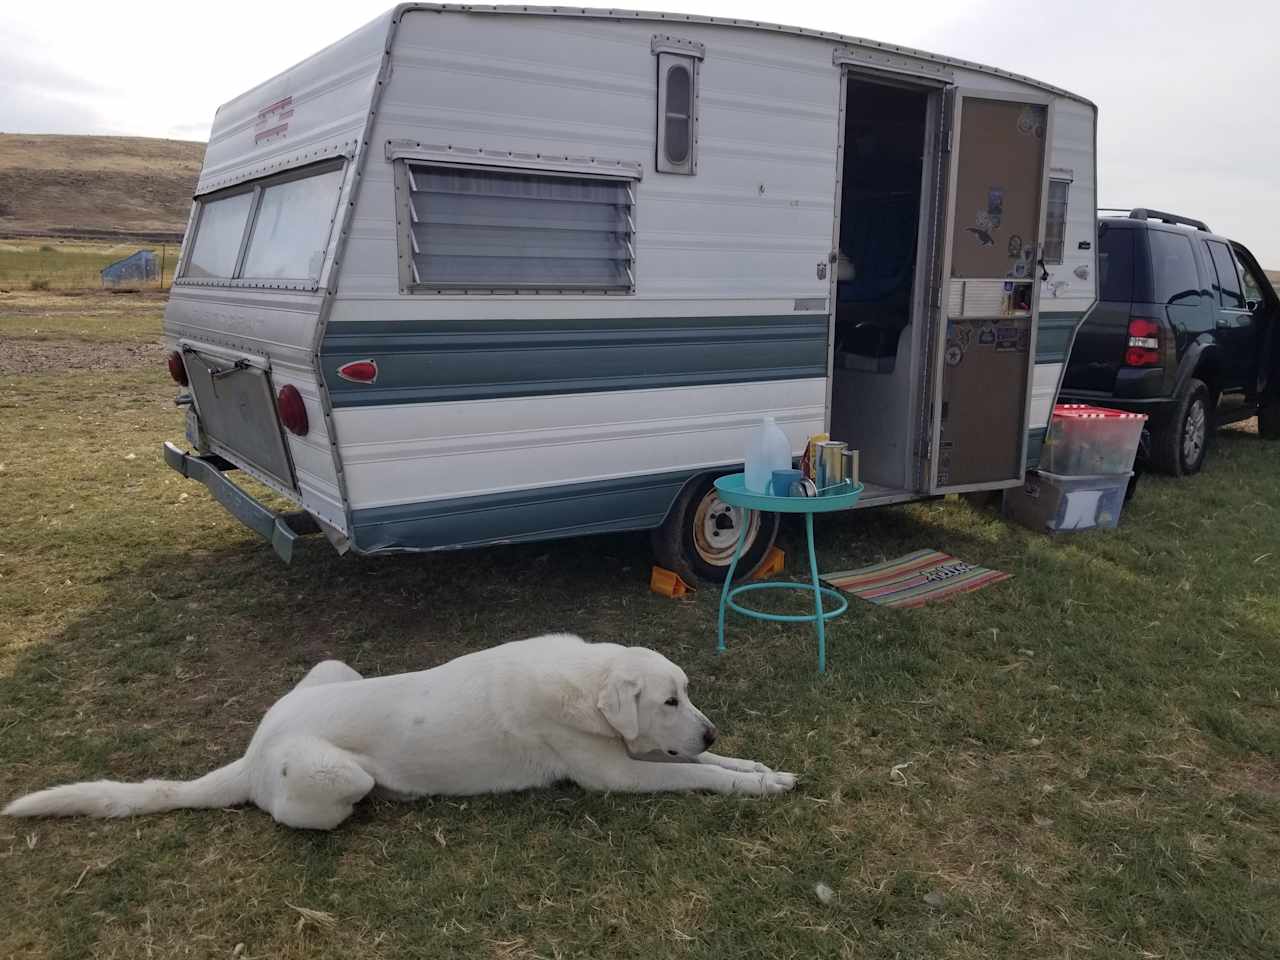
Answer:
[167,350,189,386]
[1124,318,1161,367]
[337,359,378,384]
[276,384,309,436]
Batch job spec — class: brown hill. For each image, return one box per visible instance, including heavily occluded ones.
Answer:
[0,134,204,241]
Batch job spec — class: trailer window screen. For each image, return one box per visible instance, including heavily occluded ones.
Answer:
[405,163,635,291]
[1043,179,1069,263]
[656,53,697,175]
[242,166,344,280]
[185,191,253,279]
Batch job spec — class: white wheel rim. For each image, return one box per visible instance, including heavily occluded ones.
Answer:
[692,490,759,566]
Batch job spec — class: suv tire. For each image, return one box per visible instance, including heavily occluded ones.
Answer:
[1152,377,1210,476]
[651,473,779,584]
[1260,394,1280,440]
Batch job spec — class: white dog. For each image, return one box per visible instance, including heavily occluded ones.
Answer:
[3,634,796,829]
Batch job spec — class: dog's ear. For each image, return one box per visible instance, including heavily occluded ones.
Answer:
[597,672,641,741]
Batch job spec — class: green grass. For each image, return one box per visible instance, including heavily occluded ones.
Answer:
[1,312,1278,958]
[0,239,180,291]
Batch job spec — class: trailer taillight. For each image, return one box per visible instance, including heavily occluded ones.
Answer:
[276,385,309,436]
[1125,317,1161,367]
[167,350,189,386]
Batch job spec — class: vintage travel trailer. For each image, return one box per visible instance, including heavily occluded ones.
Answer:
[162,4,1099,581]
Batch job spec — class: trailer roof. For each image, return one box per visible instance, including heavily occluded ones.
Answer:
[395,4,1096,109]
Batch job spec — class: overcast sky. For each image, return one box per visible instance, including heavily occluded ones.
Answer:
[2,0,1277,264]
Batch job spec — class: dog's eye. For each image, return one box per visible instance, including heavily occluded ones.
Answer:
[664,697,679,707]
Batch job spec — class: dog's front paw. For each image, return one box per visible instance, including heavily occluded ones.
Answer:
[761,770,797,794]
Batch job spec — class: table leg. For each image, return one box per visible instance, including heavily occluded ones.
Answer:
[716,508,752,654]
[805,512,826,674]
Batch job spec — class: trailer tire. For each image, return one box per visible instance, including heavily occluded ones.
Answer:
[651,474,779,585]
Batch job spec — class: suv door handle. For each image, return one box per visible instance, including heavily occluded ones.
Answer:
[1216,318,1230,328]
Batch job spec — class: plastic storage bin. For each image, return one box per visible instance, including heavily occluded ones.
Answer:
[1003,470,1131,533]
[1039,404,1147,476]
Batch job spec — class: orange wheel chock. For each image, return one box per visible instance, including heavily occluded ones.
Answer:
[650,565,694,598]
[751,546,786,580]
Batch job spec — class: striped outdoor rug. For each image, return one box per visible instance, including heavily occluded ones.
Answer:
[822,549,1010,608]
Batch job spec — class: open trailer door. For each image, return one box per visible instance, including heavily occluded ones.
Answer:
[928,90,1052,493]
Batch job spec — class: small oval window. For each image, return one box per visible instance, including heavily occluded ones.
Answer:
[664,64,692,165]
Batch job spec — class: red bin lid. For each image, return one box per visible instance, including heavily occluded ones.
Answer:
[1052,403,1147,422]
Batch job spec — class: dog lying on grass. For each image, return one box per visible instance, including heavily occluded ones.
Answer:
[4,634,796,829]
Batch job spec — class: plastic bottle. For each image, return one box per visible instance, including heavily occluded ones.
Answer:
[744,415,792,493]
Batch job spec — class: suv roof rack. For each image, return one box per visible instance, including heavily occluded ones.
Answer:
[1123,207,1211,232]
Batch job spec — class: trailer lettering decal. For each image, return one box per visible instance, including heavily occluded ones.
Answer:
[255,96,294,144]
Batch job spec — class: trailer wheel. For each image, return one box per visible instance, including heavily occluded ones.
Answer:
[651,474,779,584]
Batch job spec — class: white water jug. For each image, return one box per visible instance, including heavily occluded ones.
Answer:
[744,415,792,493]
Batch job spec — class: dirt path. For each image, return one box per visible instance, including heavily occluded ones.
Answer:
[0,335,164,374]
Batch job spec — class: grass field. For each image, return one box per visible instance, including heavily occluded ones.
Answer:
[1,292,1278,959]
[0,240,181,292]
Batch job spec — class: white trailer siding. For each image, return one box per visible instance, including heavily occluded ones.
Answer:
[1029,97,1098,459]
[164,5,1098,556]
[327,11,843,548]
[164,15,391,534]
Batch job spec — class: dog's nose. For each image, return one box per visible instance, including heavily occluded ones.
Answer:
[702,725,717,749]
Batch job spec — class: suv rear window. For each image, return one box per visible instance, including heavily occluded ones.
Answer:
[1149,230,1200,305]
[1098,224,1135,301]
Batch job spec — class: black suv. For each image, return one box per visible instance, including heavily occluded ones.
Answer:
[1061,209,1280,475]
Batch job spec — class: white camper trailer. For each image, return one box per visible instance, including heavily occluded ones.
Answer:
[162,4,1099,581]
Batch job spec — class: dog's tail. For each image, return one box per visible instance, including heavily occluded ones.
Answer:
[2,758,250,819]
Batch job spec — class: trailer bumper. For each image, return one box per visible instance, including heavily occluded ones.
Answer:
[162,441,310,564]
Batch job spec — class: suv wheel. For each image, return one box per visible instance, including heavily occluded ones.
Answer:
[1260,393,1280,440]
[651,474,779,584]
[1152,377,1210,476]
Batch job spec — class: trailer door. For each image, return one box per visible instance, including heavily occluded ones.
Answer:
[927,91,1051,492]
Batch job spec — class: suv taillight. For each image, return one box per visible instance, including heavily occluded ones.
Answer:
[1125,317,1161,367]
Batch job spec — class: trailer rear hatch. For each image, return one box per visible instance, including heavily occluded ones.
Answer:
[183,349,296,490]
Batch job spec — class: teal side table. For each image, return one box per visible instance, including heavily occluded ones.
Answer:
[713,473,863,673]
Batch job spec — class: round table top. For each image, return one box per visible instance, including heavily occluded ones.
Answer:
[714,472,864,514]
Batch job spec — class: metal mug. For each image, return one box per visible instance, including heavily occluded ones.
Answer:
[815,440,848,490]
[841,449,860,486]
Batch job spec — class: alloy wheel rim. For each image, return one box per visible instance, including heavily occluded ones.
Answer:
[1183,398,1206,465]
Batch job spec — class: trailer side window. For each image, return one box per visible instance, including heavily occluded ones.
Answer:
[242,166,344,281]
[652,38,703,175]
[184,191,253,279]
[180,158,345,287]
[1042,179,1070,264]
[402,163,635,293]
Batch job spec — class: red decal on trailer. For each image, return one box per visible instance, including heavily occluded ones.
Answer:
[254,96,293,144]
